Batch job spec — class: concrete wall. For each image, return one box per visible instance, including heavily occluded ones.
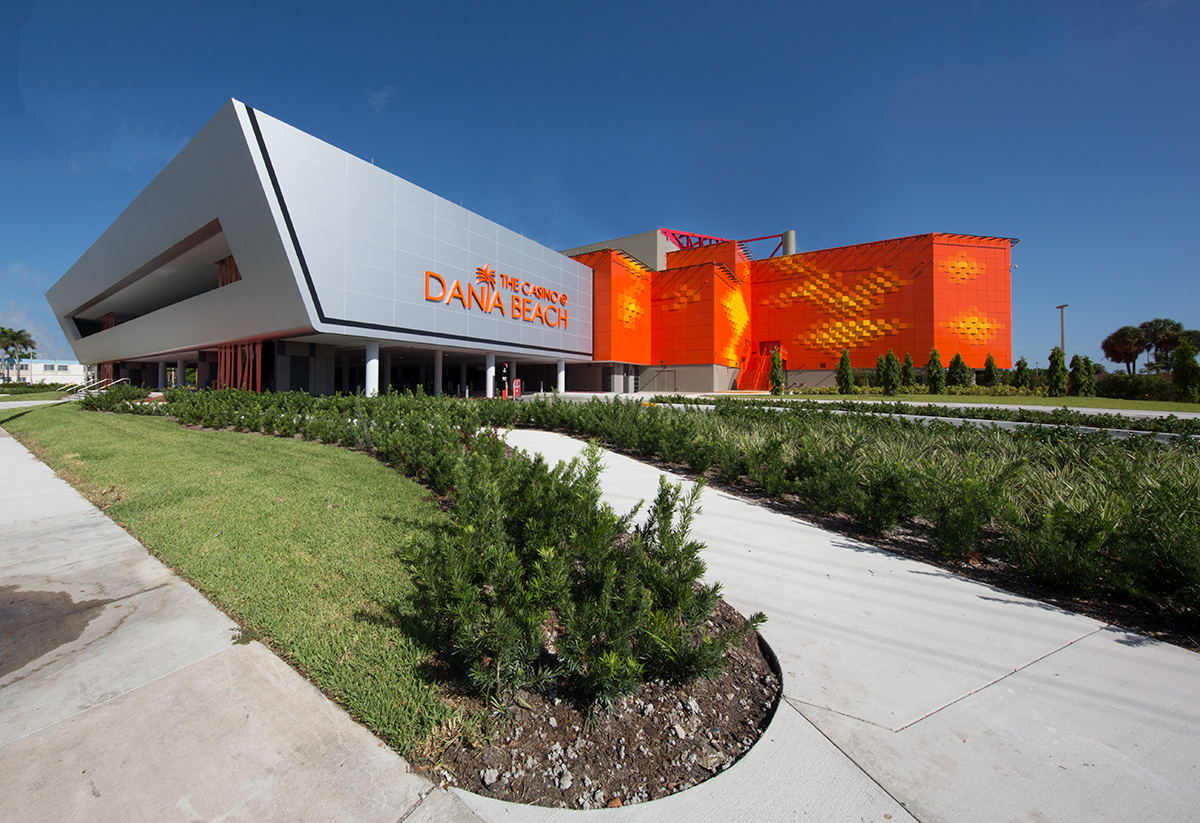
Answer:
[637,364,739,393]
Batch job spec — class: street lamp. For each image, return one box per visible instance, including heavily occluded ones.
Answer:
[1056,304,1069,353]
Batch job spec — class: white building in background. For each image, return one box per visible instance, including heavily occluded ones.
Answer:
[2,358,90,385]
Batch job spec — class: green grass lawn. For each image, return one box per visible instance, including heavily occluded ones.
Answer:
[0,402,456,754]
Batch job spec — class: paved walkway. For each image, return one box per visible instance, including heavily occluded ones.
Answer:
[461,430,1200,822]
[0,425,480,823]
[3,419,1198,821]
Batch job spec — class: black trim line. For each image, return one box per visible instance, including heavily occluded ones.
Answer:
[246,106,327,322]
[245,104,592,360]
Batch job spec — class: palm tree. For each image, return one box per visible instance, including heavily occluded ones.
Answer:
[1101,325,1146,375]
[1138,318,1184,371]
[0,327,16,382]
[2,329,36,383]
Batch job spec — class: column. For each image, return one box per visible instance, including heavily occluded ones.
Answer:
[157,362,166,389]
[460,362,468,397]
[433,349,443,396]
[556,359,565,393]
[381,352,392,394]
[510,361,517,396]
[175,359,185,388]
[365,341,379,397]
[341,355,350,393]
[486,353,495,398]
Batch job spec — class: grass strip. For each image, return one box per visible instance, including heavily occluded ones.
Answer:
[0,402,455,753]
[0,390,68,402]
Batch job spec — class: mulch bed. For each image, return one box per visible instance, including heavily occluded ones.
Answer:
[422,599,780,809]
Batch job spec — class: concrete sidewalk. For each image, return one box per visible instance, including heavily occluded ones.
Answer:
[0,426,480,823]
[463,430,1200,823]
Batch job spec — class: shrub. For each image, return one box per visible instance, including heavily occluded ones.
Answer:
[901,353,916,388]
[1173,338,1200,403]
[925,348,945,394]
[1012,357,1031,389]
[836,350,853,394]
[404,440,766,706]
[882,350,901,396]
[769,347,785,396]
[980,353,999,388]
[1003,503,1107,595]
[946,352,972,387]
[1047,347,1068,398]
[1095,372,1176,401]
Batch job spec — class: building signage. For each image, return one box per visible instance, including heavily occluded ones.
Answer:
[424,265,569,328]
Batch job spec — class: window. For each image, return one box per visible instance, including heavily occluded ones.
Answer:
[44,364,55,371]
[58,364,70,371]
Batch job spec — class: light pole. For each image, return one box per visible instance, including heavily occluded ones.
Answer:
[1056,304,1068,353]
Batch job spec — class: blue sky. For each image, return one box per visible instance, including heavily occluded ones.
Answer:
[2,0,1197,368]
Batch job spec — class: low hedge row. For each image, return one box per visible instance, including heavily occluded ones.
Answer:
[653,395,1200,437]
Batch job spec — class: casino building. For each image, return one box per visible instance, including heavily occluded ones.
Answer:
[48,100,1013,396]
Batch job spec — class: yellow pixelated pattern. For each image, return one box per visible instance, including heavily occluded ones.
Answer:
[718,288,750,366]
[940,254,982,283]
[617,268,650,330]
[805,318,907,353]
[760,263,910,352]
[764,266,908,319]
[943,307,1003,344]
[663,282,703,311]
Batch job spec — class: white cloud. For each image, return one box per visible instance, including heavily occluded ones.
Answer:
[368,85,396,114]
[1,263,74,360]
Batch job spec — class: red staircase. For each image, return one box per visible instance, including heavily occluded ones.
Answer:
[737,352,771,391]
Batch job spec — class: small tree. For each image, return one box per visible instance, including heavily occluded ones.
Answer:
[836,350,853,394]
[946,352,971,387]
[1173,338,1200,403]
[1080,356,1096,397]
[882,349,901,396]
[1013,357,1031,389]
[925,348,945,394]
[980,353,999,387]
[875,354,886,387]
[1067,354,1085,396]
[1047,346,1068,397]
[900,353,916,388]
[769,347,785,396]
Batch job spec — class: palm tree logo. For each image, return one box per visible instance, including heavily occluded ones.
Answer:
[475,265,496,290]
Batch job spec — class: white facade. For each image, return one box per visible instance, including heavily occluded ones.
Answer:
[2,358,90,385]
[46,100,592,396]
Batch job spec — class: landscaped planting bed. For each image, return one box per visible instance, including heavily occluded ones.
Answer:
[82,387,1200,640]
[59,387,1199,802]
[653,394,1200,437]
[60,389,779,806]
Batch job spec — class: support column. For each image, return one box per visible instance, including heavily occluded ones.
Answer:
[381,352,392,394]
[365,341,379,397]
[175,359,185,388]
[341,355,350,393]
[557,359,566,393]
[157,362,167,390]
[486,353,495,398]
[433,349,443,396]
[460,362,468,397]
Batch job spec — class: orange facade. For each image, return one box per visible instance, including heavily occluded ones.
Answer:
[579,232,1012,372]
